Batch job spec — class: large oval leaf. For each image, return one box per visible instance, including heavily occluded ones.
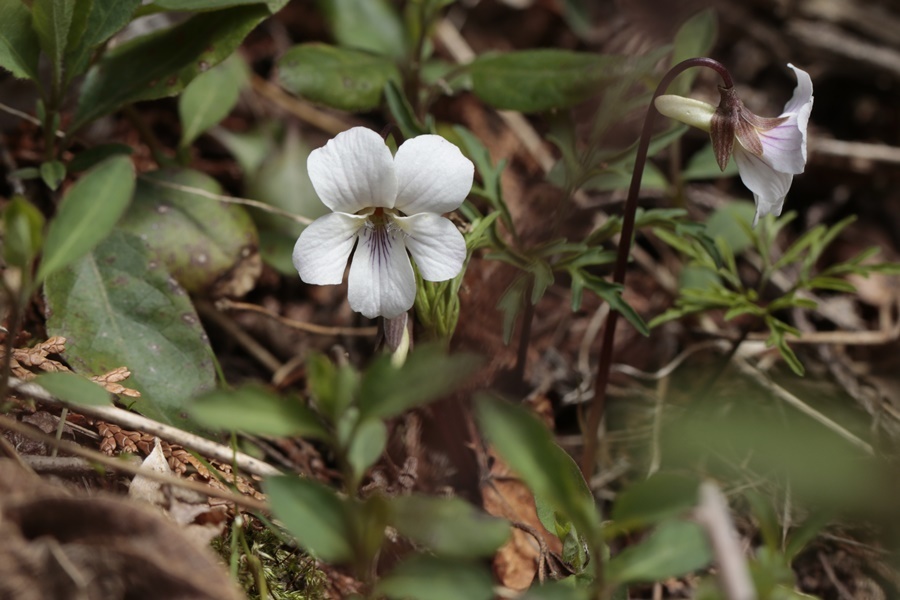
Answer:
[320,0,406,59]
[44,230,216,430]
[118,169,260,296]
[37,155,135,283]
[277,43,401,112]
[606,519,712,585]
[468,50,627,112]
[72,5,269,132]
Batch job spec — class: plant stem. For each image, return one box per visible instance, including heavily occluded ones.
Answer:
[580,58,734,478]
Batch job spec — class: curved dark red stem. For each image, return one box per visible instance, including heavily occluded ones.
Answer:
[580,58,733,478]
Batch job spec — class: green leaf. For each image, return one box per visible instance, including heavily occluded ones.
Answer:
[683,142,739,180]
[319,0,406,59]
[607,519,711,585]
[468,50,628,112]
[37,155,135,282]
[244,126,327,274]
[390,495,510,558]
[32,0,76,78]
[376,556,494,600]
[669,8,717,96]
[44,230,216,430]
[705,201,755,254]
[2,195,45,268]
[346,418,387,483]
[72,5,269,132]
[306,352,358,423]
[64,0,142,81]
[475,395,601,541]
[265,476,354,563]
[152,0,287,10]
[0,1,41,80]
[358,345,479,420]
[118,169,260,296]
[39,160,66,190]
[190,384,328,438]
[385,81,426,139]
[609,473,700,535]
[583,275,649,336]
[68,143,134,173]
[277,43,401,112]
[33,371,111,406]
[521,583,592,600]
[179,54,247,148]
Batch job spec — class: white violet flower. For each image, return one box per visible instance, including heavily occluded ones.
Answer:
[655,63,813,225]
[293,127,474,319]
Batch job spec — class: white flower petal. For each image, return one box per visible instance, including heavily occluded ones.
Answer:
[654,95,715,132]
[393,135,474,215]
[733,146,794,226]
[348,224,416,319]
[752,113,806,175]
[395,213,466,281]
[293,212,367,284]
[307,127,398,213]
[783,64,814,115]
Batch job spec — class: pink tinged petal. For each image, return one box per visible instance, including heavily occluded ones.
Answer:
[293,212,367,284]
[753,113,806,175]
[733,146,794,226]
[395,213,466,281]
[393,135,474,215]
[307,127,398,213]
[654,95,715,132]
[348,224,416,319]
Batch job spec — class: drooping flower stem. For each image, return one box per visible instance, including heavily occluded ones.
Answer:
[580,58,734,478]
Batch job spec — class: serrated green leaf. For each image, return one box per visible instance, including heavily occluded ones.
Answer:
[179,54,247,148]
[607,519,711,585]
[37,155,135,282]
[390,495,509,558]
[476,395,600,541]
[265,476,354,563]
[73,6,268,132]
[358,345,478,420]
[191,384,328,438]
[32,0,76,79]
[0,1,41,80]
[319,0,406,59]
[64,0,142,81]
[34,371,111,406]
[44,230,216,430]
[376,556,494,600]
[118,169,259,295]
[468,50,628,112]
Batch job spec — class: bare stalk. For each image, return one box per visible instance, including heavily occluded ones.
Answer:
[580,58,734,478]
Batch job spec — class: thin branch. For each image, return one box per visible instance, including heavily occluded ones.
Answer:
[8,377,282,477]
[216,298,378,337]
[138,176,313,225]
[0,413,269,512]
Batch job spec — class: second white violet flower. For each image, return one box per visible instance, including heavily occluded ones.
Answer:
[293,127,474,319]
[655,63,813,225]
